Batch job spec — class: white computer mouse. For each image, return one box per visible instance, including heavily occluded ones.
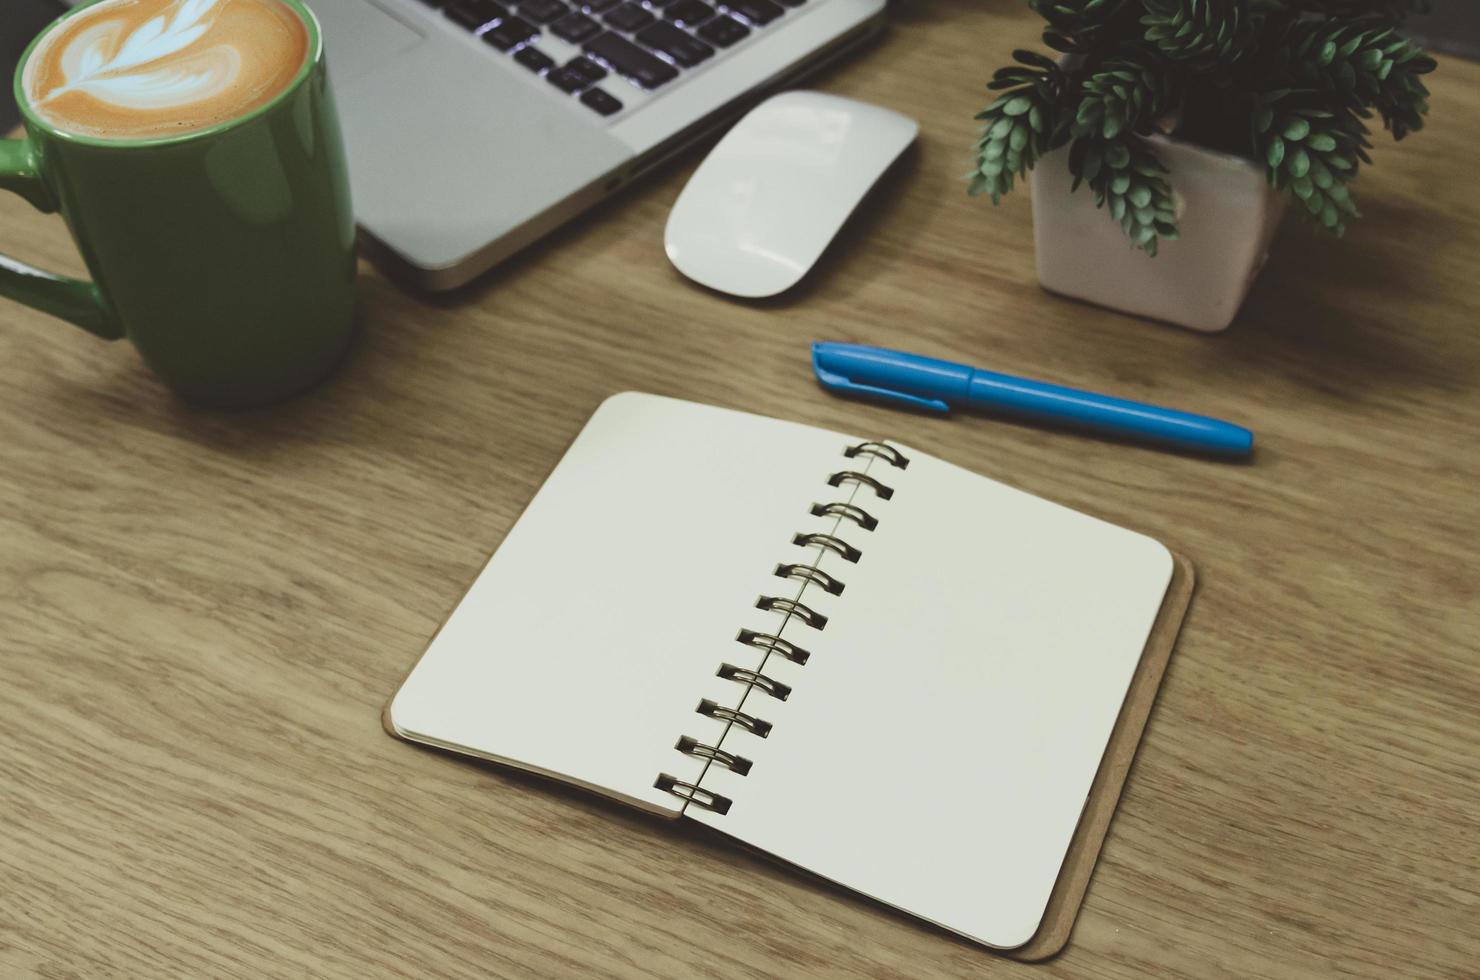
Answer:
[664,91,919,299]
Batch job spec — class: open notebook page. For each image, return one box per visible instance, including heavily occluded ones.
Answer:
[388,393,866,815]
[685,446,1173,948]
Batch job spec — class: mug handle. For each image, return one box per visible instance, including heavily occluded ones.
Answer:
[0,136,122,339]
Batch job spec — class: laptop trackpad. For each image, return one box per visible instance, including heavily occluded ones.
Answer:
[314,0,426,87]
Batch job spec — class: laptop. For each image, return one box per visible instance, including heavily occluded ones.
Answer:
[301,0,886,290]
[49,0,885,290]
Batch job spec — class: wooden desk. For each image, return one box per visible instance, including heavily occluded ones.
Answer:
[3,4,1477,976]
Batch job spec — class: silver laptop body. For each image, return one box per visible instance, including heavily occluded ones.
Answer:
[306,0,886,290]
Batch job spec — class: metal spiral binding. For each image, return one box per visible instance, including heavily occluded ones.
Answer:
[717,663,792,700]
[696,698,774,736]
[828,470,895,500]
[775,562,845,595]
[654,441,906,815]
[756,595,828,630]
[844,441,911,469]
[675,736,752,775]
[653,774,732,813]
[735,629,811,665]
[810,501,878,531]
[792,532,862,564]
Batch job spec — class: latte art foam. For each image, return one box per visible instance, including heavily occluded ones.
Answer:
[23,0,308,140]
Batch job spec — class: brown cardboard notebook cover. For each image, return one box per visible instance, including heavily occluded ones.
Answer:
[383,550,1193,959]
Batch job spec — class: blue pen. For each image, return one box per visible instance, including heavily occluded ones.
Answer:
[812,341,1253,457]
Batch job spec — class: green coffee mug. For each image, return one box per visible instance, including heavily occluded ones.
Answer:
[0,0,355,409]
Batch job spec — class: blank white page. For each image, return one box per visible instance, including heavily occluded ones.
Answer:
[388,393,864,816]
[687,446,1173,947]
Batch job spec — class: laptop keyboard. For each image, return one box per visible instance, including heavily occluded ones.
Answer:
[414,0,804,117]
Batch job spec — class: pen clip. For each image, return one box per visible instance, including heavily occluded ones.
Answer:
[813,364,951,414]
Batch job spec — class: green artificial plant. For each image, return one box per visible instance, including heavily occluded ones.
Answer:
[970,0,1438,255]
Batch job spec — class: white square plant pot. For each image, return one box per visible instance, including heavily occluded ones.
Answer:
[1031,134,1289,333]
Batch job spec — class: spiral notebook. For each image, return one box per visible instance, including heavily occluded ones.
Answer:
[386,392,1194,956]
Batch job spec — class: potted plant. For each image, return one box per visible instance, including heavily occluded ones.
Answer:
[970,0,1438,332]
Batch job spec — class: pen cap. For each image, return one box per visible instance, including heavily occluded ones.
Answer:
[811,342,969,412]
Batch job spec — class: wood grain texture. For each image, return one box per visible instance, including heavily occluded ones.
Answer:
[2,2,1478,976]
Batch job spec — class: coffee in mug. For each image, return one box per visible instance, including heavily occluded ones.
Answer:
[2,0,356,408]
[23,0,309,141]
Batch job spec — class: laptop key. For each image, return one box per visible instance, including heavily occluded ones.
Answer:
[602,3,655,31]
[585,32,680,88]
[446,0,508,29]
[635,22,714,67]
[664,0,714,27]
[514,45,556,72]
[519,0,568,22]
[484,14,540,48]
[581,88,624,116]
[696,13,748,45]
[567,56,609,83]
[552,12,603,42]
[545,65,592,93]
[725,0,782,24]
